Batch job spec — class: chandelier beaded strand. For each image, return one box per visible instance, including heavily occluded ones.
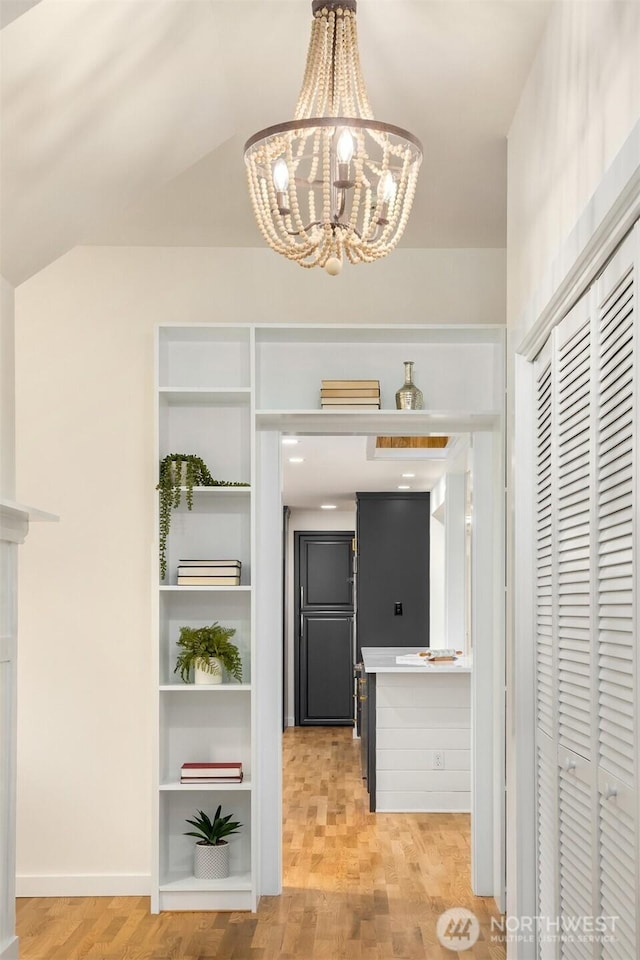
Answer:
[244,0,422,275]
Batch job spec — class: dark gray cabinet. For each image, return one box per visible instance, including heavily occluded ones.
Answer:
[356,492,430,656]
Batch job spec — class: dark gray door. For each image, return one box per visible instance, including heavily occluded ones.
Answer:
[295,532,354,725]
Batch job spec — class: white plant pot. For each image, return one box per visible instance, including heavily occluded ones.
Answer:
[194,657,223,685]
[194,841,230,880]
[170,461,189,486]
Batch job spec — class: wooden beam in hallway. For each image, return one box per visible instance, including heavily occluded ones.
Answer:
[17,727,504,959]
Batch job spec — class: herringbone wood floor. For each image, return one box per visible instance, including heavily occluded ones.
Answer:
[17,727,505,959]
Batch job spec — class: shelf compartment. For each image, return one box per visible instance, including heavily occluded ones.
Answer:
[158,790,252,911]
[255,336,502,410]
[159,780,252,791]
[159,494,251,586]
[159,588,251,685]
[158,326,251,390]
[159,402,251,485]
[159,691,251,782]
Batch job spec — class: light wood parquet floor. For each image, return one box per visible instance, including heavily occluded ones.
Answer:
[17,727,505,959]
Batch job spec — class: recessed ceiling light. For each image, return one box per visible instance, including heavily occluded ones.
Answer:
[320,504,337,510]
[282,437,299,446]
[402,472,415,478]
[398,484,411,490]
[288,457,304,464]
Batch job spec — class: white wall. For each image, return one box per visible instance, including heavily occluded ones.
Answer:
[507,0,640,337]
[0,277,15,499]
[14,244,505,891]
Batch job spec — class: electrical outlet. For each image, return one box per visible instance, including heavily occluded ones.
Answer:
[433,751,444,770]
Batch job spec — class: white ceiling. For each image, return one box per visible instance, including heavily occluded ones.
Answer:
[0,0,42,29]
[0,0,551,286]
[282,434,455,509]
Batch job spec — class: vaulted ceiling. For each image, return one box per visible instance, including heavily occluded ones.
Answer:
[0,0,551,286]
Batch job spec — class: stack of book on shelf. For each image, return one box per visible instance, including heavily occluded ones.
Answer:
[181,762,243,784]
[177,560,241,586]
[320,379,381,410]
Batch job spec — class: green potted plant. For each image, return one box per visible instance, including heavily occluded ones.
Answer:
[174,622,243,685]
[157,453,249,580]
[184,806,242,880]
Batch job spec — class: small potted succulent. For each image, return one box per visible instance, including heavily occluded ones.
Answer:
[174,623,243,685]
[185,806,242,880]
[157,453,249,580]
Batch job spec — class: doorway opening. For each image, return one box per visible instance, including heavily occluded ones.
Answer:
[282,433,472,731]
[255,418,503,905]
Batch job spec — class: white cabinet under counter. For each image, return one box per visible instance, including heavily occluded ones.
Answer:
[360,647,471,813]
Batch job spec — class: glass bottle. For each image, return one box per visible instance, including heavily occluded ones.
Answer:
[395,361,424,409]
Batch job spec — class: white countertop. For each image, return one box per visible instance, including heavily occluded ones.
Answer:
[361,646,472,674]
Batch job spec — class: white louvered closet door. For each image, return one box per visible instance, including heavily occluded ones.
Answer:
[535,338,558,960]
[594,230,639,960]
[533,222,640,960]
[555,299,596,960]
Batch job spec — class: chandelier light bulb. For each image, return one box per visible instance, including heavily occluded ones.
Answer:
[272,158,289,192]
[381,170,397,203]
[336,129,354,164]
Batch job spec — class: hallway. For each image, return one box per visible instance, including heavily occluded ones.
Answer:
[16,728,504,959]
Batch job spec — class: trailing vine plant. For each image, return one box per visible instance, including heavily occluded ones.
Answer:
[157,453,249,580]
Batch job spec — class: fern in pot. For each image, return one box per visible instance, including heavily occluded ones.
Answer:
[185,806,242,880]
[174,623,242,685]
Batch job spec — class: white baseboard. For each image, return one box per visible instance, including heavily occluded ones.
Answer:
[286,715,295,727]
[0,936,19,960]
[16,875,150,897]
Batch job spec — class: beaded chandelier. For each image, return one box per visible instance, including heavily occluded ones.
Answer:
[243,0,422,275]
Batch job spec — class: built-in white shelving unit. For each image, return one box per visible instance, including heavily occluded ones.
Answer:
[153,326,255,913]
[153,322,505,914]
